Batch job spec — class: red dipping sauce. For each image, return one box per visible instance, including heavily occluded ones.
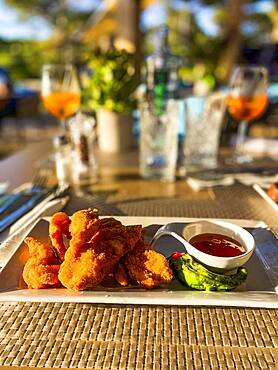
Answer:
[189,233,245,257]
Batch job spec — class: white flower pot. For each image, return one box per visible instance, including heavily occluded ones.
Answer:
[96,109,135,153]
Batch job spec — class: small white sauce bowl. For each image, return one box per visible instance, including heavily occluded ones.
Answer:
[182,220,255,272]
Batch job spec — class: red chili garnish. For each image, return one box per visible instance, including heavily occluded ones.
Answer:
[170,252,183,259]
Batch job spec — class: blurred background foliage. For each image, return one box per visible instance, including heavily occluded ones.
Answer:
[84,49,139,112]
[143,1,277,86]
[0,39,53,80]
[1,0,95,79]
[0,0,277,86]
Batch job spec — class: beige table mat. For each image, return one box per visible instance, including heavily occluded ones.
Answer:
[67,183,278,232]
[0,302,277,369]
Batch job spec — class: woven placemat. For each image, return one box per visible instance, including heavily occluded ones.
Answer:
[65,183,278,232]
[113,184,278,230]
[0,302,277,369]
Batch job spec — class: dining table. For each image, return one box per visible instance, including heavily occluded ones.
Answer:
[0,140,277,369]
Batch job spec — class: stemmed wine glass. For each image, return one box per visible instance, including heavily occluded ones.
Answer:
[226,66,268,163]
[41,64,80,132]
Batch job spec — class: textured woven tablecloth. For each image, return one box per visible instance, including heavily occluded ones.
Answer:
[0,183,277,369]
[0,303,277,369]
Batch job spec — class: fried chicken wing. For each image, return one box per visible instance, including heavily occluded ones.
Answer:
[123,239,173,289]
[49,212,71,261]
[58,209,142,291]
[23,237,61,289]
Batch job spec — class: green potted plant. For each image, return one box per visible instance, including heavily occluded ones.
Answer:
[85,49,139,153]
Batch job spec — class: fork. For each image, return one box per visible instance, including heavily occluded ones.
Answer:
[0,168,53,213]
[31,168,53,192]
[0,177,69,233]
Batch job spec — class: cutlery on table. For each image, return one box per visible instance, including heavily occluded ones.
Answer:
[0,184,69,234]
[0,195,69,267]
[0,168,66,233]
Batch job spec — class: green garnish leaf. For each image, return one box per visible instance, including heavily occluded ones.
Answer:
[169,253,248,292]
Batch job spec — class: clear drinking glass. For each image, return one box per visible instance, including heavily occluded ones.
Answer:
[226,66,268,163]
[139,99,179,181]
[41,64,80,132]
[183,93,226,172]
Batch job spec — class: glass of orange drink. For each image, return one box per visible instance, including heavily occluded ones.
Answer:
[42,64,80,132]
[226,66,268,163]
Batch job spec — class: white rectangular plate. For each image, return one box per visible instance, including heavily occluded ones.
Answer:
[0,216,277,308]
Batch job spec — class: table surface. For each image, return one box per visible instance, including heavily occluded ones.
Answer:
[0,141,278,369]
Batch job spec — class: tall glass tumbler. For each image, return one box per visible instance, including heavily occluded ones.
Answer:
[139,99,179,181]
[183,93,226,172]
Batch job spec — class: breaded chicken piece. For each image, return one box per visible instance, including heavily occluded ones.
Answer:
[114,262,130,287]
[23,237,61,289]
[49,212,71,261]
[58,209,142,291]
[123,239,173,289]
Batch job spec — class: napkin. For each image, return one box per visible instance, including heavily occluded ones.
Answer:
[187,173,278,191]
[234,173,278,187]
[243,138,278,158]
[187,176,234,192]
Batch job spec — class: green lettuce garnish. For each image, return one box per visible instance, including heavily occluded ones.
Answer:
[169,253,248,292]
